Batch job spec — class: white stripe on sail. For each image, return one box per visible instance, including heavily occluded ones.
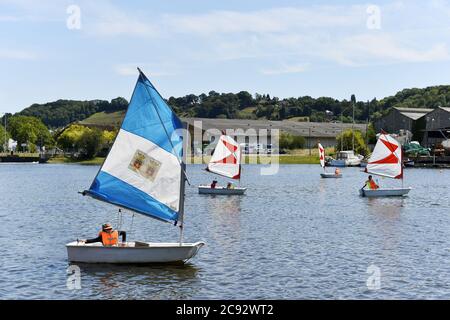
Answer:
[207,135,241,179]
[101,129,181,211]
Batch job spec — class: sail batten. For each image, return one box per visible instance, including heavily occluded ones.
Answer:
[207,135,241,179]
[85,70,184,224]
[366,133,402,179]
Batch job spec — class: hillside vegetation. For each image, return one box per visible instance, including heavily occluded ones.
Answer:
[9,85,450,129]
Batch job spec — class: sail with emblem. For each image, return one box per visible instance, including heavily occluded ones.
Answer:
[83,68,185,224]
[207,135,241,179]
[365,132,402,179]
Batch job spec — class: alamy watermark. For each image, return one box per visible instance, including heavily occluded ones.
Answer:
[366,264,381,290]
[66,5,82,30]
[67,264,81,290]
[366,5,381,30]
[174,120,280,176]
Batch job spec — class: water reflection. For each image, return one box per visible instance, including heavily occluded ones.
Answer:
[207,195,243,217]
[365,197,405,256]
[205,195,243,257]
[1,164,449,299]
[72,263,201,299]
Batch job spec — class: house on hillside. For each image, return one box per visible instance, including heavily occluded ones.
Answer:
[374,107,431,142]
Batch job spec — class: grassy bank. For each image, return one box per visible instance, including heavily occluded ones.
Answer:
[47,148,328,165]
[48,156,105,165]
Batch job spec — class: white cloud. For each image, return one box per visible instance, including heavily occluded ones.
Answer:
[114,64,175,77]
[0,49,36,60]
[260,63,309,75]
[164,6,364,36]
[327,34,450,66]
[4,0,450,69]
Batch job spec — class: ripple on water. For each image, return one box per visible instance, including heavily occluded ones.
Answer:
[0,164,449,299]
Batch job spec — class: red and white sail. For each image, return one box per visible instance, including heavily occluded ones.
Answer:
[365,133,402,179]
[318,143,325,168]
[207,135,241,179]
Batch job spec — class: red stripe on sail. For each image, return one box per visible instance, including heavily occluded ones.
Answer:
[369,152,398,164]
[222,139,238,153]
[213,153,237,164]
[232,167,241,179]
[380,137,398,153]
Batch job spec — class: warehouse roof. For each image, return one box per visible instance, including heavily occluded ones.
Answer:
[182,118,367,138]
[393,107,432,120]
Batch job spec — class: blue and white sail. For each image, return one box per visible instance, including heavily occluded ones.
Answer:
[84,69,185,224]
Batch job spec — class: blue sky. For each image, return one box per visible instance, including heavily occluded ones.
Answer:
[1,0,450,113]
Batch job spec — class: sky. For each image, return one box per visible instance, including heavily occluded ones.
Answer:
[1,0,450,113]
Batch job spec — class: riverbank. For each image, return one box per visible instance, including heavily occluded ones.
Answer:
[47,153,321,165]
[48,156,106,165]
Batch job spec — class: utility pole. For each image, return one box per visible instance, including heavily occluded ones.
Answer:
[309,127,312,156]
[352,99,355,151]
[366,100,370,147]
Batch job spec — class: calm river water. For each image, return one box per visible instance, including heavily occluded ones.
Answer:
[0,163,449,299]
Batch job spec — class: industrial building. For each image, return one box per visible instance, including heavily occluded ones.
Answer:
[183,117,367,153]
[422,107,450,147]
[374,107,431,142]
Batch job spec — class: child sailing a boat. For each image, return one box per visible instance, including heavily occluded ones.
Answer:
[78,223,126,246]
[364,175,379,190]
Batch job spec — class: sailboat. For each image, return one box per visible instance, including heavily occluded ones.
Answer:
[198,134,246,195]
[360,132,411,197]
[66,68,204,264]
[319,143,342,178]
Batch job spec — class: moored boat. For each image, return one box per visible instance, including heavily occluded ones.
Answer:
[330,150,363,167]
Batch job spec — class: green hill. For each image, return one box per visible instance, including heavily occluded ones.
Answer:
[79,110,126,128]
[13,85,450,129]
[19,97,128,128]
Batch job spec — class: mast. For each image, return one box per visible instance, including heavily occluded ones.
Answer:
[4,114,6,153]
[352,98,355,151]
[178,121,188,245]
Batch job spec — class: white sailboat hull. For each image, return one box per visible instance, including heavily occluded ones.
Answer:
[320,173,342,178]
[198,186,246,195]
[359,188,412,197]
[66,241,205,264]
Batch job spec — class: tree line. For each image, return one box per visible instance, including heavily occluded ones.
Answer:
[8,85,450,130]
[1,84,449,159]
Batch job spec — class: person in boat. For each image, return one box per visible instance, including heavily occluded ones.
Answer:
[335,168,341,175]
[210,180,218,189]
[226,182,235,189]
[79,223,126,246]
[365,175,379,190]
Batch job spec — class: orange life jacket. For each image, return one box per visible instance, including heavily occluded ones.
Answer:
[99,230,119,246]
[366,180,379,190]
